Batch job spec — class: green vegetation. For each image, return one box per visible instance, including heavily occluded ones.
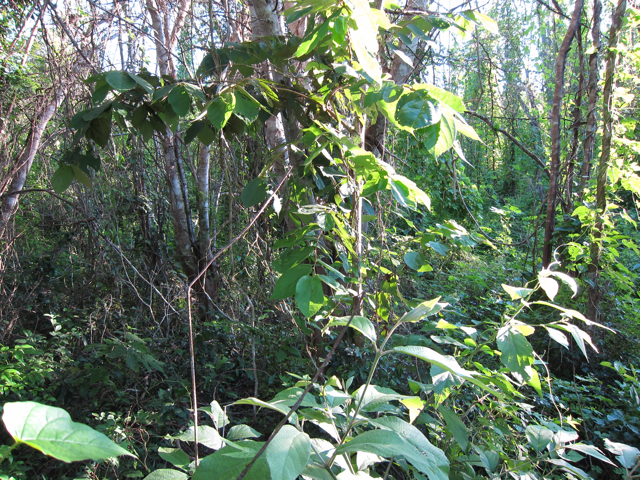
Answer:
[1,0,639,478]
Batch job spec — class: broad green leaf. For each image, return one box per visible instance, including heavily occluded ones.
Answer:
[525,366,542,398]
[389,174,430,210]
[453,114,482,141]
[545,459,591,480]
[167,85,191,117]
[335,429,448,479]
[394,346,503,399]
[327,316,376,343]
[158,447,190,470]
[210,400,230,429]
[414,84,465,112]
[227,425,261,441]
[295,18,331,57]
[548,271,578,297]
[438,406,468,452]
[128,73,154,94]
[367,416,449,480]
[265,425,311,480]
[430,111,456,159]
[545,327,569,349]
[398,298,446,323]
[538,276,559,301]
[72,165,91,189]
[193,443,270,480]
[87,116,112,147]
[105,71,137,92]
[428,241,448,256]
[51,165,75,193]
[208,94,235,130]
[404,251,432,272]
[295,275,325,318]
[501,284,534,300]
[233,89,261,123]
[395,92,442,129]
[565,444,615,465]
[2,401,133,463]
[171,425,224,450]
[351,31,382,84]
[241,177,268,208]
[525,425,554,452]
[232,398,289,415]
[144,470,189,480]
[353,385,412,412]
[496,325,534,378]
[270,265,312,300]
[272,247,315,274]
[604,439,640,469]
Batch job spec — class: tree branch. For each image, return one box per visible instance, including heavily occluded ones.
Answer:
[465,110,550,176]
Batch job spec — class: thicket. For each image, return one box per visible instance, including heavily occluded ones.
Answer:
[1,0,639,479]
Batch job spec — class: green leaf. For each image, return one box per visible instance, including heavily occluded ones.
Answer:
[208,94,235,130]
[430,111,456,159]
[227,425,261,441]
[144,470,189,480]
[525,425,554,453]
[171,425,224,450]
[105,71,137,92]
[395,92,442,129]
[414,84,465,112]
[538,276,559,301]
[241,177,268,208]
[193,443,270,480]
[604,439,640,469]
[71,165,92,189]
[51,165,75,193]
[501,284,534,300]
[545,327,570,349]
[233,89,261,123]
[428,241,448,256]
[565,444,615,465]
[87,116,112,147]
[327,316,377,343]
[158,447,190,470]
[128,73,154,94]
[404,251,432,272]
[167,85,191,117]
[335,429,448,479]
[398,298,446,323]
[295,275,325,318]
[496,325,534,378]
[294,18,331,57]
[265,425,310,480]
[270,265,313,300]
[367,416,449,480]
[209,400,230,430]
[2,401,134,463]
[232,398,289,416]
[438,406,468,452]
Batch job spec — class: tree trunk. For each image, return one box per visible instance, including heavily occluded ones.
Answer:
[587,0,627,322]
[0,88,65,240]
[577,0,602,202]
[542,0,584,268]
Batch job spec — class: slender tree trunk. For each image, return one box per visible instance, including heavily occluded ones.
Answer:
[564,23,585,213]
[542,0,584,268]
[0,88,65,240]
[587,0,627,322]
[578,0,602,202]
